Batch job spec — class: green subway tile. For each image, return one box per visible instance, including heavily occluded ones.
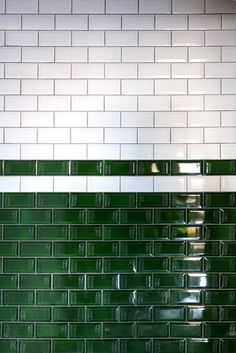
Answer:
[38,161,69,175]
[52,340,84,353]
[221,307,236,321]
[20,242,52,256]
[137,225,169,240]
[187,242,219,256]
[37,225,69,240]
[138,161,169,175]
[20,275,51,289]
[222,241,236,255]
[120,274,152,289]
[171,193,202,208]
[187,306,218,321]
[87,209,119,224]
[71,258,102,273]
[87,307,119,322]
[187,339,219,353]
[171,257,203,272]
[121,209,153,224]
[104,193,136,207]
[154,274,185,288]
[120,340,152,353]
[0,193,2,206]
[137,193,169,207]
[54,242,85,257]
[155,209,185,224]
[71,161,103,175]
[37,193,69,207]
[54,209,85,224]
[187,274,219,289]
[3,323,34,338]
[104,225,136,240]
[137,323,168,338]
[71,193,103,208]
[221,340,236,353]
[136,290,168,305]
[19,340,51,353]
[36,323,67,338]
[170,290,202,305]
[0,340,17,353]
[87,274,118,289]
[155,241,185,256]
[21,209,52,224]
[87,242,119,256]
[4,160,36,175]
[37,291,68,305]
[170,323,202,337]
[221,274,236,288]
[0,242,17,256]
[87,340,118,353]
[171,161,202,175]
[4,193,35,208]
[70,291,101,305]
[4,258,35,273]
[0,210,18,224]
[53,275,84,289]
[205,225,235,240]
[120,306,152,321]
[205,290,235,305]
[3,290,34,305]
[70,323,101,338]
[104,160,136,175]
[0,307,18,321]
[205,323,232,337]
[0,275,18,289]
[188,209,219,224]
[205,258,235,272]
[204,192,236,207]
[70,225,102,240]
[154,306,185,321]
[121,241,153,256]
[138,258,168,272]
[20,307,51,321]
[222,209,236,223]
[171,226,202,240]
[37,258,69,273]
[53,307,85,322]
[205,160,236,175]
[153,340,185,353]
[103,290,135,305]
[103,323,135,338]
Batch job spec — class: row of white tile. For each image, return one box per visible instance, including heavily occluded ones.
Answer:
[0,175,235,192]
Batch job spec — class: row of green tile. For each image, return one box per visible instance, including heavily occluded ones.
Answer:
[1,160,236,176]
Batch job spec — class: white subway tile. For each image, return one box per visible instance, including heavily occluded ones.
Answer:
[172,31,204,46]
[0,177,20,192]
[55,79,87,94]
[138,96,170,111]
[5,128,37,143]
[206,31,236,46]
[55,112,87,127]
[0,96,3,110]
[0,31,3,45]
[189,15,221,29]
[54,144,86,159]
[71,128,103,143]
[122,79,153,95]
[188,144,220,159]
[138,128,170,143]
[188,112,220,127]
[0,79,20,94]
[155,112,187,127]
[106,31,137,46]
[22,79,54,94]
[6,0,38,13]
[5,96,37,111]
[38,128,70,143]
[0,112,20,127]
[155,79,187,94]
[172,63,204,78]
[38,96,70,111]
[6,31,38,46]
[39,0,71,14]
[221,112,236,126]
[88,112,120,127]
[139,0,171,14]
[221,144,236,159]
[72,63,104,78]
[88,144,120,159]
[72,96,104,111]
[21,177,53,192]
[54,176,86,192]
[0,48,21,62]
[72,31,104,46]
[222,47,236,62]
[22,47,54,63]
[121,177,153,192]
[106,63,137,78]
[39,31,71,46]
[154,176,187,192]
[39,63,71,78]
[5,63,37,78]
[122,15,154,30]
[0,128,3,141]
[189,79,220,94]
[22,15,54,29]
[139,63,170,78]
[188,176,220,192]
[221,177,236,192]
[89,15,121,30]
[89,47,121,62]
[171,128,203,143]
[139,31,171,46]
[121,144,153,159]
[22,112,54,127]
[105,128,137,143]
[56,15,87,29]
[222,14,236,29]
[88,79,120,94]
[172,96,203,111]
[205,95,236,110]
[56,47,87,62]
[122,47,154,62]
[0,144,20,159]
[106,0,138,14]
[155,47,187,62]
[0,15,21,29]
[173,0,204,13]
[121,112,154,127]
[73,0,105,14]
[222,79,236,94]
[205,128,236,143]
[88,177,120,192]
[156,15,187,30]
[206,0,236,14]
[189,47,221,62]
[105,96,137,111]
[21,144,54,159]
[0,0,4,12]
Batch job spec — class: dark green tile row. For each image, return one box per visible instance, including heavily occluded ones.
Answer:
[1,160,236,175]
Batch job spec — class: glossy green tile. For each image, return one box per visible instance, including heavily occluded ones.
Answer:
[0,210,18,224]
[104,160,136,175]
[53,242,85,257]
[20,242,51,256]
[53,307,85,322]
[87,242,119,256]
[70,225,102,240]
[187,306,218,321]
[37,193,69,207]
[0,242,17,256]
[187,339,219,353]
[38,161,69,175]
[104,258,136,273]
[221,340,236,353]
[187,242,219,256]
[103,323,135,338]
[204,160,236,175]
[20,274,50,289]
[155,209,185,224]
[171,257,203,272]
[187,274,219,288]
[71,193,103,208]
[137,193,169,207]
[138,161,169,175]
[87,340,118,353]
[171,161,202,175]
[155,241,185,256]
[19,340,51,353]
[70,291,101,305]
[4,193,35,208]
[104,193,136,207]
[153,340,185,353]
[0,340,17,353]
[205,225,235,240]
[103,290,135,305]
[205,323,232,337]
[172,194,202,208]
[87,307,118,321]
[54,209,85,224]
[37,258,69,273]
[222,241,236,256]
[121,209,153,224]
[221,307,236,321]
[136,290,168,305]
[120,306,152,321]
[71,161,103,175]
[222,209,236,223]
[154,306,185,321]
[70,258,102,273]
[21,209,52,224]
[188,209,219,224]
[204,192,236,207]
[53,274,84,289]
[4,258,35,273]
[36,323,67,338]
[70,323,101,338]
[37,225,69,240]
[3,323,34,338]
[138,258,168,272]
[121,241,153,256]
[4,160,36,175]
[52,340,84,353]
[170,290,202,305]
[170,323,202,337]
[19,307,50,321]
[120,339,152,353]
[171,226,202,240]
[87,274,118,289]
[0,307,17,321]
[137,323,168,337]
[104,225,136,240]
[137,225,169,240]
[87,209,119,224]
[221,274,236,288]
[205,258,235,272]
[154,274,185,288]
[120,274,152,289]
[37,291,68,305]
[0,275,18,289]
[205,290,235,305]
